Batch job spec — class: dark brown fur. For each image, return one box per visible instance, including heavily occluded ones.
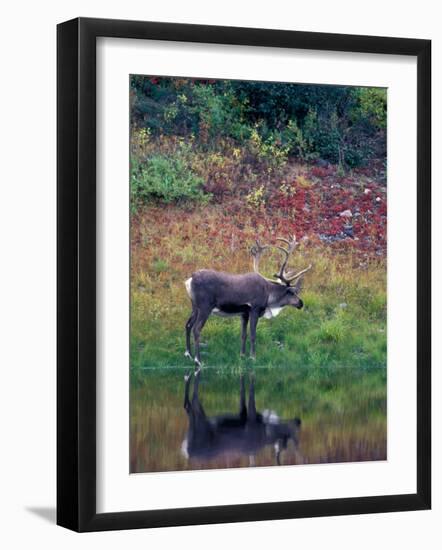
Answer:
[185,269,304,364]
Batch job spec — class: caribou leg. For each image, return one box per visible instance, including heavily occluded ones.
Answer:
[192,307,211,367]
[185,308,198,360]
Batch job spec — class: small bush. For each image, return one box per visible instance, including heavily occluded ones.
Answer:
[296,175,312,188]
[318,318,346,343]
[283,119,317,161]
[152,259,169,273]
[246,184,266,209]
[248,126,289,169]
[131,155,209,207]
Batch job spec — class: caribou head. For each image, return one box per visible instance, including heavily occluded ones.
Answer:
[185,235,312,366]
[251,236,313,310]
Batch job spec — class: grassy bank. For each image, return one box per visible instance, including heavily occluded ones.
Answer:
[130,203,386,375]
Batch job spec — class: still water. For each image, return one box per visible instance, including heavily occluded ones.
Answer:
[130,366,386,474]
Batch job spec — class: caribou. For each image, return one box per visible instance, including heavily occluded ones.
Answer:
[184,235,312,365]
[182,369,301,466]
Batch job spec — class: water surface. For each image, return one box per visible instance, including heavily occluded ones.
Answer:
[130,365,386,474]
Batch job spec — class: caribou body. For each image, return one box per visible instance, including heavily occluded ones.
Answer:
[185,236,311,365]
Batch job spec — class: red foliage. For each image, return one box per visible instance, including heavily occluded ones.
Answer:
[310,165,333,178]
[265,165,386,258]
[133,163,387,262]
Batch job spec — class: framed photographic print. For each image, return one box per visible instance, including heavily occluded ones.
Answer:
[57,17,431,532]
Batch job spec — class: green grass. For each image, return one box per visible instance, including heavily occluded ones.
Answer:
[130,280,386,371]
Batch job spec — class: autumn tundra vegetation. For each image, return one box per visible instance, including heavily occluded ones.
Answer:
[130,77,386,369]
[129,76,387,472]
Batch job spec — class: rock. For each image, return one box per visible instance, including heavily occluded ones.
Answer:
[339,303,348,309]
[364,188,371,195]
[376,196,381,202]
[339,209,353,218]
[343,224,354,238]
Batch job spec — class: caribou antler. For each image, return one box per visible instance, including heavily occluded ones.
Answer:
[274,236,298,282]
[273,235,312,285]
[251,235,312,285]
[250,240,272,274]
[283,264,313,283]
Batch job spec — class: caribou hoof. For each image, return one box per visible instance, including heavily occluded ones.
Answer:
[184,350,193,361]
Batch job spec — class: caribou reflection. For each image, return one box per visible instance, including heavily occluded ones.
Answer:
[182,369,301,466]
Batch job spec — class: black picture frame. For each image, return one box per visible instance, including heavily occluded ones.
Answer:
[57,17,431,532]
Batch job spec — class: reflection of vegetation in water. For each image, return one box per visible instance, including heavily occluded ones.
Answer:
[130,366,386,473]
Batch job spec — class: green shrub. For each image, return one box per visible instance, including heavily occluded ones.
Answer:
[352,88,387,129]
[130,76,387,169]
[302,109,342,164]
[152,259,169,273]
[190,85,243,142]
[248,126,289,169]
[131,155,209,207]
[318,317,346,343]
[282,119,316,161]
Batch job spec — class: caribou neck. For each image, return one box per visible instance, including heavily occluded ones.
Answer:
[265,280,288,307]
